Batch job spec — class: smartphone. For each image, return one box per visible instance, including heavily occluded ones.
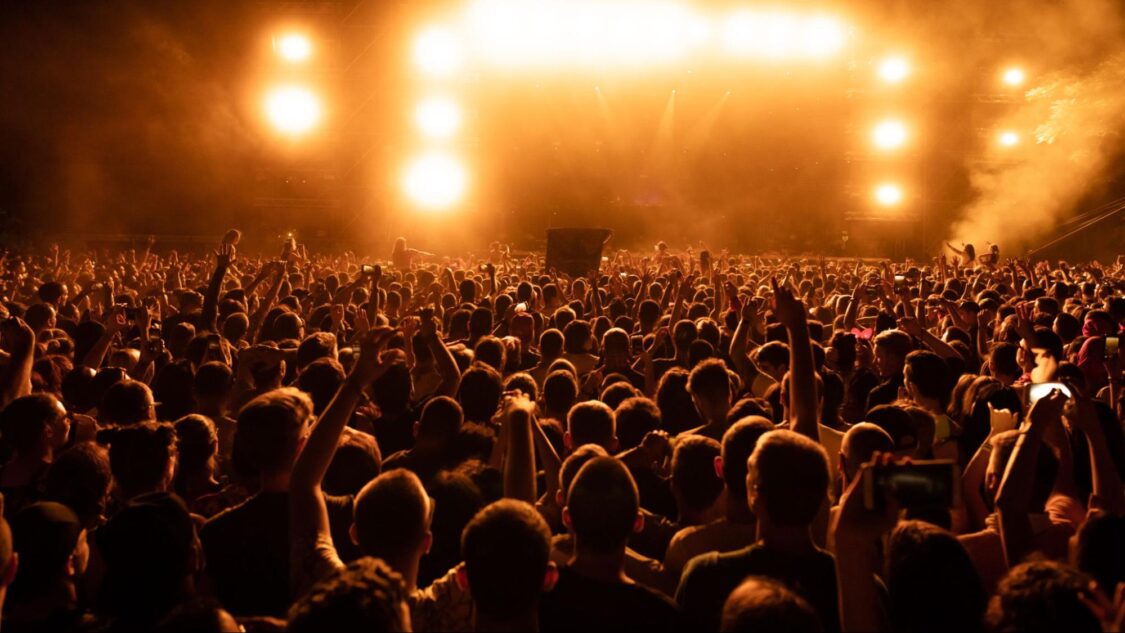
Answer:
[1027,382,1072,404]
[514,302,528,313]
[361,264,376,275]
[146,337,164,355]
[863,460,962,511]
[893,275,906,293]
[1107,336,1120,359]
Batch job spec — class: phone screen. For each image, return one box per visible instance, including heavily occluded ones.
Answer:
[1027,382,1072,404]
[1107,337,1120,358]
[863,460,961,511]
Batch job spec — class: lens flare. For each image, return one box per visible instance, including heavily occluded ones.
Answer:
[877,56,910,83]
[404,153,468,210]
[1002,67,1025,86]
[276,34,312,62]
[264,86,321,135]
[874,183,903,207]
[872,120,908,150]
[414,26,463,77]
[998,131,1020,147]
[414,97,462,139]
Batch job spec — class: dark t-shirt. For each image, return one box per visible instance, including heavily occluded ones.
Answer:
[676,543,839,632]
[865,373,904,413]
[200,491,354,617]
[539,566,680,632]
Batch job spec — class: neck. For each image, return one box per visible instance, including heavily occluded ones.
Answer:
[379,553,420,591]
[724,490,755,524]
[259,471,291,493]
[474,610,539,633]
[570,542,629,584]
[197,402,225,418]
[757,519,815,555]
[915,395,942,414]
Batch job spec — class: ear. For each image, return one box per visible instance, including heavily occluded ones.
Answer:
[563,432,573,453]
[349,523,360,546]
[633,512,645,534]
[555,490,564,508]
[454,562,469,591]
[542,561,559,592]
[609,437,619,453]
[713,455,724,480]
[561,507,572,531]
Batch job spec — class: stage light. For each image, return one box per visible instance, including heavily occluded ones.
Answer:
[414,97,462,139]
[404,153,467,210]
[264,86,321,135]
[877,56,910,83]
[276,34,312,62]
[414,26,463,77]
[1002,67,1025,86]
[998,131,1020,147]
[872,120,908,150]
[874,183,903,207]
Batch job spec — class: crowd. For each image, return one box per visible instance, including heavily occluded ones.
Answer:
[0,231,1120,632]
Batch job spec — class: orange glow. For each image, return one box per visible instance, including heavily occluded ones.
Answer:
[264,86,321,135]
[998,131,1020,147]
[1002,67,1025,86]
[414,26,463,77]
[872,119,908,150]
[276,34,312,62]
[874,183,904,207]
[404,153,468,210]
[877,56,910,83]
[414,97,462,139]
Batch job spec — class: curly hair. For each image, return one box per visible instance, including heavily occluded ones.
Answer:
[288,557,409,633]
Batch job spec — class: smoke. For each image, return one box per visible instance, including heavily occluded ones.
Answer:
[949,0,1125,251]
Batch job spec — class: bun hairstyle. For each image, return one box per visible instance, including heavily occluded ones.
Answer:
[97,422,177,499]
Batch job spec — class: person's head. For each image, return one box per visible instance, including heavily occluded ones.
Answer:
[563,457,642,555]
[985,560,1100,632]
[671,435,723,518]
[874,330,913,378]
[1072,511,1125,596]
[153,360,197,422]
[565,401,617,453]
[688,358,733,422]
[599,381,638,411]
[563,320,593,354]
[0,393,70,458]
[44,441,112,530]
[221,312,249,343]
[297,332,338,370]
[192,362,233,414]
[457,363,503,423]
[989,342,1021,383]
[985,430,1058,508]
[370,353,412,414]
[865,404,921,454]
[231,388,313,484]
[903,350,950,408]
[99,380,156,427]
[748,430,829,528]
[415,395,464,447]
[459,499,555,626]
[719,417,774,505]
[839,423,894,485]
[97,422,177,500]
[542,369,578,418]
[473,336,507,373]
[887,520,987,632]
[720,576,823,633]
[10,502,88,604]
[538,328,564,362]
[173,415,217,483]
[754,342,790,382]
[287,557,410,633]
[96,493,200,625]
[297,357,346,415]
[352,470,433,571]
[656,368,701,434]
[614,397,661,452]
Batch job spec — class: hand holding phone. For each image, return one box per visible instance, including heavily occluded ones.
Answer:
[862,459,962,511]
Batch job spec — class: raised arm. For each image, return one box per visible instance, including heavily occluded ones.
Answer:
[831,457,896,633]
[0,318,35,408]
[246,262,284,343]
[422,315,461,397]
[729,300,765,390]
[500,392,537,504]
[772,278,818,441]
[201,244,235,333]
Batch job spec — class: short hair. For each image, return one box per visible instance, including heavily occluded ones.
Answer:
[567,401,616,450]
[462,500,552,620]
[100,380,154,426]
[904,350,950,405]
[458,363,503,423]
[353,470,430,558]
[748,430,828,526]
[1074,511,1125,594]
[565,457,638,553]
[417,396,464,441]
[1030,326,1064,361]
[297,332,337,370]
[689,358,732,404]
[538,328,564,360]
[602,328,630,354]
[720,576,823,633]
[840,423,894,480]
[173,414,217,474]
[990,342,1020,377]
[0,393,65,455]
[985,560,1100,632]
[370,355,411,414]
[297,357,346,415]
[287,557,409,633]
[600,382,638,411]
[887,521,987,632]
[473,336,507,373]
[865,404,920,452]
[45,441,112,528]
[563,320,592,354]
[559,444,609,497]
[672,435,723,513]
[656,368,702,435]
[721,417,774,496]
[874,329,913,361]
[543,370,578,414]
[96,422,176,498]
[503,373,538,402]
[615,397,661,451]
[754,342,790,369]
[232,388,312,479]
[193,362,233,399]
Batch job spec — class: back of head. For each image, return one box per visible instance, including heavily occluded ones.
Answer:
[417,396,464,442]
[985,560,1100,632]
[353,470,430,559]
[297,332,337,370]
[543,370,578,415]
[173,414,217,474]
[887,521,987,632]
[462,499,552,621]
[193,361,233,401]
[565,457,638,554]
[370,355,411,414]
[45,441,112,529]
[905,350,950,405]
[1074,511,1125,595]
[840,423,895,481]
[567,401,616,450]
[539,328,564,360]
[672,435,723,513]
[458,363,503,423]
[615,397,661,452]
[721,417,775,497]
[0,393,63,456]
[287,557,409,633]
[559,444,610,497]
[720,576,823,633]
[865,404,920,453]
[97,422,177,499]
[563,320,592,354]
[100,380,155,426]
[233,388,312,481]
[748,430,829,527]
[297,357,346,415]
[10,501,82,601]
[689,358,732,406]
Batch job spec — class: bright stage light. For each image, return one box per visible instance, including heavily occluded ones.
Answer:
[404,153,468,210]
[872,120,908,150]
[414,26,463,77]
[264,86,321,135]
[998,131,1020,147]
[414,97,462,139]
[723,11,847,59]
[877,56,910,83]
[874,183,903,207]
[1002,67,1025,86]
[276,34,312,62]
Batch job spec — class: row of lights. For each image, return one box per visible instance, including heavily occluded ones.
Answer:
[264,34,322,136]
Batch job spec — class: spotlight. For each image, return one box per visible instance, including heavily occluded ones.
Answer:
[414,97,462,139]
[1002,67,1025,86]
[276,34,312,62]
[872,120,908,150]
[998,131,1020,147]
[874,183,903,207]
[264,86,321,135]
[414,26,463,77]
[404,153,468,210]
[877,56,910,83]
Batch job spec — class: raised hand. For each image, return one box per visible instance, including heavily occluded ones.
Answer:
[770,276,806,328]
[215,243,236,268]
[348,326,397,387]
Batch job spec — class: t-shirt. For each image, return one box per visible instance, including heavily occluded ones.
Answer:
[865,374,904,412]
[539,565,681,632]
[676,543,839,632]
[663,518,756,579]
